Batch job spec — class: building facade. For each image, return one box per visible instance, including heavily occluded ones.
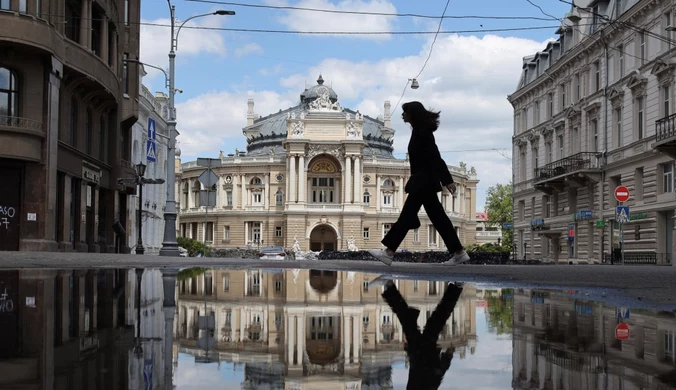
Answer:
[0,0,142,253]
[175,269,477,387]
[128,68,170,255]
[475,211,503,245]
[509,0,676,264]
[177,76,479,251]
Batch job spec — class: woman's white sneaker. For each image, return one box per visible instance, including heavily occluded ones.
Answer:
[368,249,394,266]
[443,251,470,265]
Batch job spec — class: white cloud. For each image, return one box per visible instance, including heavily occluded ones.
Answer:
[235,43,264,58]
[175,33,547,210]
[139,16,229,89]
[266,0,398,39]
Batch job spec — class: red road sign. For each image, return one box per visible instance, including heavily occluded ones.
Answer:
[614,186,630,203]
[615,323,630,340]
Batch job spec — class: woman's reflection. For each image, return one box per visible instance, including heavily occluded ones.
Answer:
[381,280,463,390]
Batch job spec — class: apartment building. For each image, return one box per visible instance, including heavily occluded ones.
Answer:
[0,0,142,252]
[509,0,676,264]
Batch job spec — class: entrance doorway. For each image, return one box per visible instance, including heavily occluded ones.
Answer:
[309,225,337,251]
[0,167,21,251]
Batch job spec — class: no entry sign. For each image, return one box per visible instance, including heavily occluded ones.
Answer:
[615,323,630,340]
[614,186,630,203]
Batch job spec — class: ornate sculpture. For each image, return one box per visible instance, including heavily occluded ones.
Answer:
[306,144,344,160]
[308,87,342,112]
[299,112,305,119]
[459,161,467,171]
[355,110,363,120]
[347,271,355,283]
[292,269,301,283]
[268,147,275,156]
[218,150,224,158]
[347,122,360,138]
[470,166,477,175]
[347,237,358,251]
[235,147,240,155]
[292,236,302,254]
[346,112,351,120]
[290,121,304,137]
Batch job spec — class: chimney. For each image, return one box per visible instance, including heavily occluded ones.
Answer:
[384,100,392,128]
[247,98,255,126]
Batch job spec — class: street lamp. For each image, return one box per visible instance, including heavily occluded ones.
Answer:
[159,3,235,258]
[136,162,147,255]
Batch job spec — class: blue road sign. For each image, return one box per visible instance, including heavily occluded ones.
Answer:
[615,206,630,223]
[146,139,156,162]
[502,222,513,229]
[148,117,156,140]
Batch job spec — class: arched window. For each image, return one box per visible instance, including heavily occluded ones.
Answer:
[383,178,394,187]
[363,191,370,205]
[275,190,283,205]
[250,177,262,185]
[0,67,19,119]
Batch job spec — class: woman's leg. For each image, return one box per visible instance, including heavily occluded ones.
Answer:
[421,192,463,254]
[381,192,424,252]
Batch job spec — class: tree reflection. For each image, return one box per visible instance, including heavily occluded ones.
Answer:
[485,289,513,335]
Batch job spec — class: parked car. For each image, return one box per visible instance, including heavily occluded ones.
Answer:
[258,246,287,260]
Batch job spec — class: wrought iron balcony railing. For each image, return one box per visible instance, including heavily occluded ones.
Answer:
[534,152,601,183]
[656,112,676,142]
[0,115,43,131]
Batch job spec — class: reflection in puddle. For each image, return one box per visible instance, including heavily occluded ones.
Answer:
[0,267,674,389]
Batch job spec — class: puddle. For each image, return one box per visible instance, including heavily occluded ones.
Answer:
[0,267,674,389]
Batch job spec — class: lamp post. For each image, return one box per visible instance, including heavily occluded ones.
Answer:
[136,162,147,255]
[159,3,235,258]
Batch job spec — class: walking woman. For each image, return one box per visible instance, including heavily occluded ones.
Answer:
[368,101,470,266]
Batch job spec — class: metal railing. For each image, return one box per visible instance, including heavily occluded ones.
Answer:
[604,252,672,265]
[656,113,676,142]
[534,152,601,182]
[0,115,43,131]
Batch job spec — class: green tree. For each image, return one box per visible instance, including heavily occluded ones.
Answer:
[484,183,513,250]
[485,288,514,335]
[177,267,208,282]
[177,236,211,257]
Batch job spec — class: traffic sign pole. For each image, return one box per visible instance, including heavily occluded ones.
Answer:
[614,186,630,265]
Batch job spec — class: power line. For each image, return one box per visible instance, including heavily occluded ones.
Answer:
[187,0,558,21]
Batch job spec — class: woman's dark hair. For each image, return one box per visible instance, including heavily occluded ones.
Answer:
[402,101,440,132]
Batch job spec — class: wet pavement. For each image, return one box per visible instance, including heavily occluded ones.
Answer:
[0,264,675,389]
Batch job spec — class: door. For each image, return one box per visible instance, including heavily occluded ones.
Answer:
[0,167,21,251]
[0,271,19,358]
[667,211,674,262]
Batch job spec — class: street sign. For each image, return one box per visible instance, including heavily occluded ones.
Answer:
[615,323,630,340]
[198,169,219,188]
[199,190,216,207]
[148,117,156,140]
[616,206,630,223]
[614,186,630,203]
[146,139,156,162]
[117,178,138,185]
[196,157,222,168]
[502,222,513,229]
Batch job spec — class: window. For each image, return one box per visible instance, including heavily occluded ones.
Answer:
[637,97,644,139]
[251,177,262,185]
[0,0,8,10]
[205,222,214,242]
[534,101,540,124]
[223,274,230,292]
[226,190,233,206]
[543,195,551,218]
[558,134,564,159]
[428,226,437,246]
[363,192,370,205]
[664,85,671,118]
[311,177,335,203]
[591,119,598,152]
[665,12,673,50]
[0,67,19,118]
[594,61,600,92]
[19,0,26,12]
[275,190,283,205]
[70,98,78,147]
[575,74,580,101]
[413,228,419,242]
[85,109,93,154]
[533,148,539,169]
[275,279,282,292]
[548,93,553,117]
[35,0,41,17]
[615,107,622,147]
[560,84,566,110]
[664,163,674,193]
[545,142,552,164]
[383,224,391,238]
[253,191,262,205]
[123,53,129,95]
[382,193,392,206]
[124,0,129,25]
[639,31,646,65]
[223,225,230,240]
[618,44,624,77]
[99,116,106,160]
[275,226,282,237]
[363,227,370,239]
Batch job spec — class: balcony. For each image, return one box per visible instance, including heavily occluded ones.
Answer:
[533,152,602,194]
[307,204,342,210]
[654,113,676,158]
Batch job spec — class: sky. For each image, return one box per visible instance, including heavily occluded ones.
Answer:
[138,0,572,211]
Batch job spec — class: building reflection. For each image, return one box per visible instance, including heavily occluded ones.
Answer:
[175,269,478,388]
[511,289,676,389]
[0,268,178,390]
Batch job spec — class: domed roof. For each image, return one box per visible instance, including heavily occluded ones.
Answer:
[300,75,338,105]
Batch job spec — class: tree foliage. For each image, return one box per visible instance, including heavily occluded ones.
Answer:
[484,183,513,249]
[177,236,211,257]
[177,267,208,282]
[485,288,514,336]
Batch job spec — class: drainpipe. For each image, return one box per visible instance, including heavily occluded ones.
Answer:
[601,29,609,263]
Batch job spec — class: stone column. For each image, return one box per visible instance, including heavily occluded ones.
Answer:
[287,314,295,365]
[376,175,381,211]
[289,155,297,203]
[45,57,62,250]
[298,154,305,203]
[352,315,360,363]
[375,308,381,344]
[345,156,352,203]
[111,33,118,73]
[232,175,238,209]
[240,307,246,342]
[398,176,404,208]
[263,308,269,342]
[101,16,109,63]
[244,222,249,246]
[353,156,360,203]
[343,315,351,364]
[79,0,90,48]
[264,174,270,210]
[241,174,246,208]
[296,315,304,366]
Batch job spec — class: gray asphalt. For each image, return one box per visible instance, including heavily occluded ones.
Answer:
[1,251,675,309]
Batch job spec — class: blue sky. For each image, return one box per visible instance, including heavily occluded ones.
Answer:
[139,0,572,211]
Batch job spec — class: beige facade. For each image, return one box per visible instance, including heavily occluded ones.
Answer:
[0,0,142,253]
[177,76,478,251]
[509,0,676,264]
[512,288,676,389]
[175,269,477,387]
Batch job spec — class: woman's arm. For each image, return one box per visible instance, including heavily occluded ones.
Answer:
[427,135,454,185]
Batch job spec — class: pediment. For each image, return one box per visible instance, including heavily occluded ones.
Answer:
[651,58,676,76]
[607,85,625,103]
[626,70,648,92]
[584,100,602,112]
[564,104,581,119]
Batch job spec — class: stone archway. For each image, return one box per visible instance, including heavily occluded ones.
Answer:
[309,224,337,251]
